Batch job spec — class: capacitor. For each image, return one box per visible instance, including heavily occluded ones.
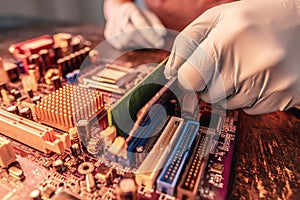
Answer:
[6,105,19,115]
[51,75,61,90]
[57,58,67,78]
[65,56,74,72]
[39,49,50,75]
[71,40,80,53]
[32,95,41,104]
[53,45,63,61]
[70,143,81,157]
[19,107,33,120]
[76,119,90,146]
[116,178,138,200]
[14,90,21,99]
[27,89,34,98]
[52,159,66,173]
[30,189,42,200]
[135,146,145,166]
[86,173,96,193]
[70,53,78,69]
[0,82,8,91]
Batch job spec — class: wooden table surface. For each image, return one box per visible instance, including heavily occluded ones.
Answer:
[0,22,299,200]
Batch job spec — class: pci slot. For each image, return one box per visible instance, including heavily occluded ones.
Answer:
[176,132,212,200]
[0,109,70,154]
[135,117,184,190]
[156,120,199,195]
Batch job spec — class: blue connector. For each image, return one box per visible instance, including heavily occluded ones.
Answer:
[156,120,199,196]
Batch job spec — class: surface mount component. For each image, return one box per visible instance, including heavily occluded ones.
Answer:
[0,137,16,168]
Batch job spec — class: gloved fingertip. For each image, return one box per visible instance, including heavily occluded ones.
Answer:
[177,63,206,92]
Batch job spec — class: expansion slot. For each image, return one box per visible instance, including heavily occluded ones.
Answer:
[176,132,212,200]
[156,121,199,195]
[0,109,70,154]
[127,108,169,165]
[135,117,184,190]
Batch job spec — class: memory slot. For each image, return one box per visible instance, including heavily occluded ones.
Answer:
[143,116,170,154]
[176,132,212,200]
[156,120,199,195]
[127,108,169,165]
[135,117,184,190]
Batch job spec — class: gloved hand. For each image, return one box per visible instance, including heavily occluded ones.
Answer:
[164,0,300,114]
[104,0,167,49]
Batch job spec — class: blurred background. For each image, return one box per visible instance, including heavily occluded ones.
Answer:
[0,0,105,30]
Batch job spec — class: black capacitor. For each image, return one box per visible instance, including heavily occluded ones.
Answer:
[69,54,78,69]
[10,89,16,95]
[71,40,80,52]
[65,56,74,73]
[14,90,21,99]
[29,54,42,79]
[39,49,50,75]
[74,51,82,68]
[32,95,41,105]
[19,107,33,120]
[51,75,61,90]
[70,143,81,157]
[6,105,19,115]
[57,58,67,78]
[76,119,90,147]
[27,89,34,98]
[52,159,65,173]
[29,54,40,66]
[53,46,63,61]
[0,82,8,91]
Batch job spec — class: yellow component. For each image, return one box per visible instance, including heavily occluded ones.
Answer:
[0,137,16,168]
[101,126,116,148]
[108,136,128,159]
[0,109,70,154]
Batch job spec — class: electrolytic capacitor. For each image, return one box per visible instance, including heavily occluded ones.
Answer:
[65,56,73,72]
[39,49,50,75]
[32,95,41,104]
[70,143,81,157]
[0,82,8,91]
[76,119,90,147]
[6,105,19,115]
[116,178,138,200]
[14,90,21,99]
[30,189,42,200]
[86,173,96,193]
[51,75,61,90]
[19,107,33,120]
[52,159,66,173]
[27,89,34,98]
[57,58,67,78]
[53,46,63,61]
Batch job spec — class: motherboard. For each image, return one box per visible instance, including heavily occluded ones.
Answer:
[0,33,239,200]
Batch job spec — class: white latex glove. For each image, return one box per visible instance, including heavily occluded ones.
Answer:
[164,0,300,114]
[104,0,167,49]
